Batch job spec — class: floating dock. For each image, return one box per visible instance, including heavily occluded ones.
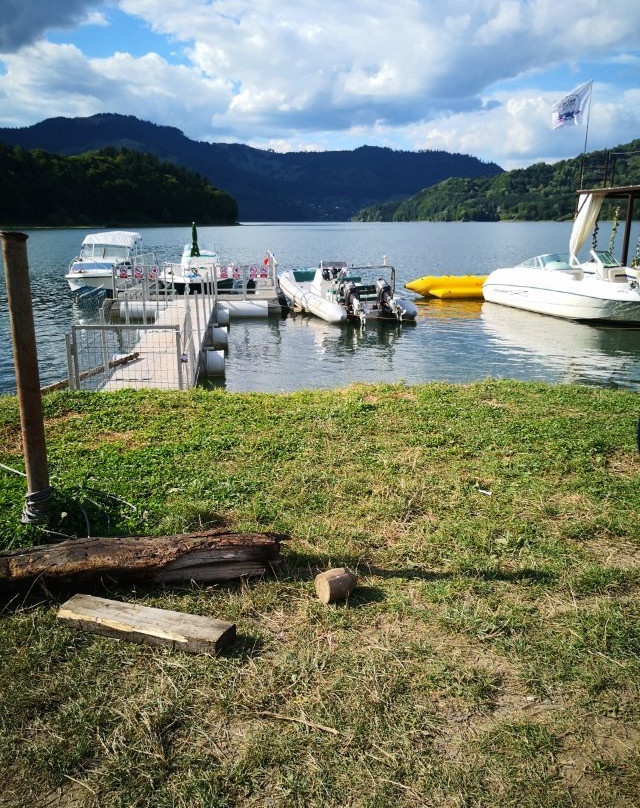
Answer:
[66,255,282,391]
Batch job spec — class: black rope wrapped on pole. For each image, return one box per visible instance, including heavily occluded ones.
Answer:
[1,231,52,523]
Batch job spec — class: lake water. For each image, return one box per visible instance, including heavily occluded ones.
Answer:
[1,221,640,395]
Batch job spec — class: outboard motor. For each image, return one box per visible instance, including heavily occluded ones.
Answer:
[376,277,405,320]
[343,280,360,310]
[343,280,366,324]
[376,277,403,319]
[376,278,393,308]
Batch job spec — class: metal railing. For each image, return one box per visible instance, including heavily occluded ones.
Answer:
[66,284,222,391]
[580,149,640,189]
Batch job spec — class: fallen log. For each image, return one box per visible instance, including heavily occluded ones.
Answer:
[0,529,284,592]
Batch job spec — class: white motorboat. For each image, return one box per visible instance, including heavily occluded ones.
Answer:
[65,231,144,294]
[483,190,640,323]
[161,243,221,294]
[159,222,220,294]
[483,250,640,322]
[279,260,418,325]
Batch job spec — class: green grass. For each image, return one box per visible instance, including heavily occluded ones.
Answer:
[1,380,639,807]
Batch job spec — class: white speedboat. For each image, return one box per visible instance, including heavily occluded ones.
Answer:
[279,260,418,325]
[65,231,144,294]
[483,250,640,323]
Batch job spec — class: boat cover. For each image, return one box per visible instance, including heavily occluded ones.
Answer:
[82,231,143,247]
[569,192,606,258]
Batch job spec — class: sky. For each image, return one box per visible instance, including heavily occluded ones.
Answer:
[0,0,639,170]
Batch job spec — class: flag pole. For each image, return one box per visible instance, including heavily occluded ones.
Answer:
[579,80,594,188]
[582,80,593,157]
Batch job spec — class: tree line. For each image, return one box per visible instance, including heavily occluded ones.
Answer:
[353,140,640,222]
[0,143,238,227]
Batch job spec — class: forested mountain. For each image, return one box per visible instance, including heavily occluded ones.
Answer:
[0,144,237,227]
[354,141,640,222]
[0,114,503,221]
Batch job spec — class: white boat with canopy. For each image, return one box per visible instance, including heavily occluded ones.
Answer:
[279,259,418,325]
[65,231,145,294]
[482,191,640,322]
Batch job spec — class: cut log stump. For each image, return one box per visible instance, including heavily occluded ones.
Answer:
[0,529,284,593]
[57,593,236,654]
[314,567,357,604]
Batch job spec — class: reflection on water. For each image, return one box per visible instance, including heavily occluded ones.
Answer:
[414,298,484,320]
[481,303,640,389]
[3,222,640,394]
[218,313,417,392]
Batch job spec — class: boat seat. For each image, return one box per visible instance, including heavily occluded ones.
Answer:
[356,284,378,300]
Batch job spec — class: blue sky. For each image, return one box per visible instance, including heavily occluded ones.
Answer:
[0,0,639,169]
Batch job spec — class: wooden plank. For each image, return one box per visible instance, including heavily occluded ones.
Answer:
[57,593,236,654]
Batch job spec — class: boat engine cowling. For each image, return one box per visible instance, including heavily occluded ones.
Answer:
[376,278,395,308]
[376,277,402,318]
[343,280,360,311]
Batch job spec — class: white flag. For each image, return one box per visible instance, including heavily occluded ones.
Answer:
[551,81,592,129]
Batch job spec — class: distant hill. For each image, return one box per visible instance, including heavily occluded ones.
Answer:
[0,143,237,227]
[353,140,640,222]
[0,114,503,221]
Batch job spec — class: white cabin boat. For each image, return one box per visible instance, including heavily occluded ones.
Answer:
[65,231,144,294]
[279,260,418,325]
[483,190,640,322]
[483,250,640,322]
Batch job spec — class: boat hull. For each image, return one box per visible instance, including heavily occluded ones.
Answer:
[66,270,115,294]
[279,272,347,323]
[483,268,640,322]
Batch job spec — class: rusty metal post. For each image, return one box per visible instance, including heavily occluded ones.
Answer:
[1,231,52,523]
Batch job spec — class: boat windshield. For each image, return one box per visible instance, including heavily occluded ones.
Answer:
[521,254,573,270]
[80,245,130,260]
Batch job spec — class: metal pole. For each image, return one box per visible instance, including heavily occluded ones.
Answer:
[1,231,52,523]
[621,194,634,267]
[99,309,110,383]
[65,333,76,391]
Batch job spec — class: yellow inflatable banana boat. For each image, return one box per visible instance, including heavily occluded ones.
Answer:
[405,274,487,299]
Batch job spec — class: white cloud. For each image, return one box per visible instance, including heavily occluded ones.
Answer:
[1,0,639,167]
[0,41,231,128]
[407,86,640,169]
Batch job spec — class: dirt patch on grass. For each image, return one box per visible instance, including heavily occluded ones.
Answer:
[86,430,149,449]
[556,716,640,800]
[606,453,640,478]
[585,540,640,568]
[0,425,22,454]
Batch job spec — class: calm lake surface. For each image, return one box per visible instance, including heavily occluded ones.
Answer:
[1,221,640,394]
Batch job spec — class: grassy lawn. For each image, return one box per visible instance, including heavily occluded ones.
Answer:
[1,380,639,807]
